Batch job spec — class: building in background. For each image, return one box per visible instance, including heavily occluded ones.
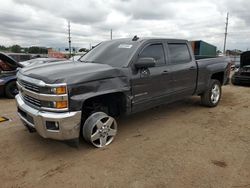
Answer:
[47,48,68,58]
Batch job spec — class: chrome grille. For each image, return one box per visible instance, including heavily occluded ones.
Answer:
[23,95,41,107]
[19,80,40,93]
[17,73,68,112]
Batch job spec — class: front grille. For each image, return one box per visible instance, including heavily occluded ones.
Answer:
[241,72,250,76]
[23,95,41,107]
[17,75,68,112]
[19,80,40,93]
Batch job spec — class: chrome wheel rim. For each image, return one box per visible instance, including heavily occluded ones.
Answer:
[90,115,117,148]
[211,84,220,104]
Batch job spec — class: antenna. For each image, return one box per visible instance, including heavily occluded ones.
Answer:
[111,29,113,40]
[223,13,229,55]
[132,35,139,41]
[68,20,72,57]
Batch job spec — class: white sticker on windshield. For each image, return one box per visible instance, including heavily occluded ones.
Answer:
[118,44,133,49]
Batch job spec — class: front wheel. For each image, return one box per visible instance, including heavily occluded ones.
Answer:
[5,81,18,99]
[82,112,118,148]
[201,79,222,107]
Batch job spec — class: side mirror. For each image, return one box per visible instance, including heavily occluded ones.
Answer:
[134,57,156,69]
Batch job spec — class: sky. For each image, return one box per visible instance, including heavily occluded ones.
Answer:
[0,0,249,51]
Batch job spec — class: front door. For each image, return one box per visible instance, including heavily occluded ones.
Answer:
[131,43,170,113]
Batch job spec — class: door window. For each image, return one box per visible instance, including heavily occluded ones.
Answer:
[168,44,191,64]
[139,44,166,66]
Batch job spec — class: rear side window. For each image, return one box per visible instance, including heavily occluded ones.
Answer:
[168,43,191,64]
[139,44,165,66]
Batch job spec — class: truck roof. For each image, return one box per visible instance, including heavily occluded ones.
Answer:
[79,37,189,68]
[105,37,188,44]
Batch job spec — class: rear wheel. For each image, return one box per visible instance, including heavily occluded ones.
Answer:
[201,79,221,107]
[82,112,118,148]
[5,81,18,99]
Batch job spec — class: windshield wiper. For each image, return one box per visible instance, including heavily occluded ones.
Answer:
[79,60,98,63]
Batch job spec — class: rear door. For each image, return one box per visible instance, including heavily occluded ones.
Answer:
[131,42,171,112]
[167,43,197,97]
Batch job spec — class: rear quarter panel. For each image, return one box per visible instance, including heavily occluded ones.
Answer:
[196,57,229,94]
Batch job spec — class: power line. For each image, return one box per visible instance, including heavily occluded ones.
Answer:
[223,13,229,54]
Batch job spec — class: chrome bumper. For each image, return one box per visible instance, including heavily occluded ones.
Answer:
[15,94,81,140]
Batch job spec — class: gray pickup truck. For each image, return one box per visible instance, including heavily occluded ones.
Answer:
[16,37,230,148]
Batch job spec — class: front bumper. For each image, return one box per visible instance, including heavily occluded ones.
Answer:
[15,94,81,140]
[232,74,250,84]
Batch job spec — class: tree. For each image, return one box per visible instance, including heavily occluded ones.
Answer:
[10,45,21,53]
[0,45,8,51]
[216,50,222,55]
[28,46,48,54]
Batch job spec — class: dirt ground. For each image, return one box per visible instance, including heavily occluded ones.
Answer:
[0,84,249,188]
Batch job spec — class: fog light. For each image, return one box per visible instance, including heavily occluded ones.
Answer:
[46,121,59,131]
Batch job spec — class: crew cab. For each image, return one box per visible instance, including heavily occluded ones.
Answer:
[15,37,231,148]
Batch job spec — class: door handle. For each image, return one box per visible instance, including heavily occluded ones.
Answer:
[189,66,196,70]
[162,70,169,75]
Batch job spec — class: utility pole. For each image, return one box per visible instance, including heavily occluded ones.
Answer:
[223,12,229,55]
[110,29,113,40]
[68,21,72,57]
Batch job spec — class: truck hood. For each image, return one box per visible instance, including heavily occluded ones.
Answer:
[240,51,250,67]
[19,61,126,84]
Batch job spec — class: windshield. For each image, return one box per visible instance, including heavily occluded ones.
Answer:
[79,40,139,67]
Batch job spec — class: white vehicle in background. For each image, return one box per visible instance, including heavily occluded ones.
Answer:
[19,58,66,67]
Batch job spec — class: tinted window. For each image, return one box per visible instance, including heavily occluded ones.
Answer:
[168,44,191,64]
[139,44,165,65]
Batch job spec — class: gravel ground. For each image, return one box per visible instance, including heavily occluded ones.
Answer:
[0,84,249,188]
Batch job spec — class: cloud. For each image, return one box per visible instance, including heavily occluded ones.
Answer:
[112,0,176,20]
[0,0,249,50]
[13,0,109,24]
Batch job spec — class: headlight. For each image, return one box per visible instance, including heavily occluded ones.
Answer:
[55,101,68,109]
[42,86,67,95]
[56,86,67,94]
[42,101,68,109]
[50,86,67,94]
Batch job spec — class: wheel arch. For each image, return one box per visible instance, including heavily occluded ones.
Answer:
[211,71,224,85]
[78,91,129,139]
[81,91,128,117]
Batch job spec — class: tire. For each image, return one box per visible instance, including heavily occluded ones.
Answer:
[82,112,118,148]
[201,79,221,107]
[5,81,18,99]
